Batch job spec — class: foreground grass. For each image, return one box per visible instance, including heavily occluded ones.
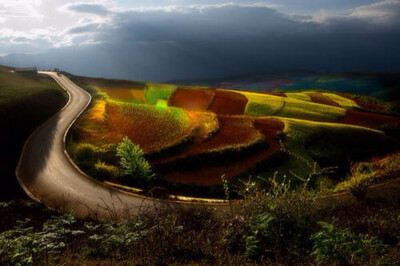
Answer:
[1,177,400,265]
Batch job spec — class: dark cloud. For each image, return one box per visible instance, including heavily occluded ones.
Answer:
[67,23,103,34]
[2,2,400,81]
[66,3,110,16]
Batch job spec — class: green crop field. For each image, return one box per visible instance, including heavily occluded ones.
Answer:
[239,89,347,121]
[281,118,395,162]
[144,83,177,104]
[240,91,285,116]
[0,68,61,106]
[321,93,360,109]
[274,97,346,121]
[285,92,311,102]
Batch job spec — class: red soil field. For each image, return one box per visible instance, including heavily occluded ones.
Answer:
[208,90,248,115]
[160,147,276,185]
[339,93,388,112]
[253,117,285,139]
[153,115,264,164]
[337,110,400,129]
[154,117,285,185]
[354,99,387,112]
[169,88,215,111]
[105,103,194,153]
[307,92,341,107]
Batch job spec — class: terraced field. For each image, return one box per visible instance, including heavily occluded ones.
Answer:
[68,75,400,196]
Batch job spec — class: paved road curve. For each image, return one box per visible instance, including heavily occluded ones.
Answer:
[16,72,228,219]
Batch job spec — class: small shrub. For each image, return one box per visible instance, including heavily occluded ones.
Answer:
[245,235,261,259]
[245,212,275,259]
[94,160,120,179]
[311,221,388,265]
[336,161,378,200]
[116,137,155,185]
[221,215,247,254]
[239,175,317,261]
[74,143,97,162]
[338,174,375,200]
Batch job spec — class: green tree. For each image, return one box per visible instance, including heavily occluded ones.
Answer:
[116,137,155,184]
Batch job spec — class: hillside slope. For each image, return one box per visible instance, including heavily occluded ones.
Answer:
[0,67,67,199]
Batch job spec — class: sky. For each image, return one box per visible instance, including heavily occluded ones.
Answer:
[0,0,400,81]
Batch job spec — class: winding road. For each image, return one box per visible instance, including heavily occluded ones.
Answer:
[16,72,228,219]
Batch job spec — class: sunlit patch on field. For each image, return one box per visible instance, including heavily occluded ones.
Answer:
[145,83,177,104]
[98,87,146,103]
[105,101,193,153]
[186,111,219,143]
[321,93,359,109]
[240,91,285,116]
[74,99,108,145]
[285,92,311,102]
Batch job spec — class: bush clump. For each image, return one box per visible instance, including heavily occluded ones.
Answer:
[239,175,317,261]
[116,137,155,186]
[94,160,120,179]
[311,221,388,265]
[336,153,400,200]
[74,143,97,163]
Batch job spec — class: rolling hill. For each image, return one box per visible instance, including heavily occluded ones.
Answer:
[65,72,400,197]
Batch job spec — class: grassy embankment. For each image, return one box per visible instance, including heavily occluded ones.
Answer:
[0,67,67,199]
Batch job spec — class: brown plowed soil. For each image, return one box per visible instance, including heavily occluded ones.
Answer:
[169,88,215,111]
[259,91,287,97]
[337,109,400,129]
[354,99,388,112]
[307,92,341,107]
[338,92,388,112]
[254,117,285,139]
[160,147,275,185]
[154,117,285,185]
[152,115,264,165]
[208,90,248,115]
